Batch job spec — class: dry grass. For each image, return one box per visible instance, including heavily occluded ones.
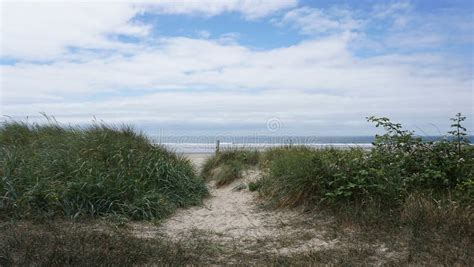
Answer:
[0,220,222,266]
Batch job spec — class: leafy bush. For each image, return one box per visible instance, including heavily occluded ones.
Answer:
[258,147,382,207]
[367,114,473,198]
[257,114,473,208]
[0,121,208,220]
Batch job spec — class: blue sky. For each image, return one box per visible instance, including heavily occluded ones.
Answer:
[1,0,473,136]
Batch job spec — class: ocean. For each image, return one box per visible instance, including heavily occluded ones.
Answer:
[152,135,473,154]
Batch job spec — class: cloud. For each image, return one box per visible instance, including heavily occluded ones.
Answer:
[195,30,211,39]
[0,2,149,60]
[276,1,472,56]
[372,0,412,20]
[372,6,473,51]
[1,1,472,134]
[2,35,472,134]
[144,0,298,19]
[276,6,363,35]
[1,0,296,60]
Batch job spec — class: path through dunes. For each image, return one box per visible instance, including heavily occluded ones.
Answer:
[130,154,404,264]
[160,168,337,256]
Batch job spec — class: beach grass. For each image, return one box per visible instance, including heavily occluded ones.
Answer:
[201,149,259,186]
[0,120,208,220]
[1,114,472,264]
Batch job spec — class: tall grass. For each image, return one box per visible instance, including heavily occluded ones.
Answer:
[201,149,259,186]
[0,120,208,220]
[256,147,372,207]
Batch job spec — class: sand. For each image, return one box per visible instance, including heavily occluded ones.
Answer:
[128,154,402,262]
[141,154,337,256]
[184,153,212,172]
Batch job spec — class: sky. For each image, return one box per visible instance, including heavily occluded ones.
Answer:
[0,0,473,136]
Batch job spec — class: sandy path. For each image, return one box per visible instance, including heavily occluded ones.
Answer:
[155,154,337,255]
[184,153,210,172]
[128,154,402,263]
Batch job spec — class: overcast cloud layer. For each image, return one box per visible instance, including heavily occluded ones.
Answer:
[1,0,472,135]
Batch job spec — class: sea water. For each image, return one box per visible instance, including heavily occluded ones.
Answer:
[152,135,472,154]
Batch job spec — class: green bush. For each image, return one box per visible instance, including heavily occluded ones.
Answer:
[257,114,473,208]
[258,147,382,207]
[0,121,208,220]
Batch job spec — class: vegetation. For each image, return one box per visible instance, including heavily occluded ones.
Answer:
[201,149,259,186]
[0,219,402,266]
[1,114,472,264]
[0,221,221,266]
[256,113,473,208]
[201,113,473,264]
[0,120,208,220]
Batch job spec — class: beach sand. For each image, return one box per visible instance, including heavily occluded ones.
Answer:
[184,153,212,172]
[127,153,403,263]
[132,153,338,258]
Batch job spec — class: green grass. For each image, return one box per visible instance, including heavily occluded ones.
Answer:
[258,146,372,207]
[1,115,472,264]
[201,149,259,186]
[246,114,474,264]
[0,120,208,220]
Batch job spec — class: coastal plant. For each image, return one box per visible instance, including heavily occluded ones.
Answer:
[0,120,208,220]
[256,113,473,208]
[201,149,259,186]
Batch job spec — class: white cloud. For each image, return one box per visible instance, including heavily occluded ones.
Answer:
[145,0,297,19]
[1,0,296,60]
[372,1,412,19]
[372,7,473,51]
[1,1,472,134]
[276,6,362,35]
[2,35,472,134]
[195,30,211,39]
[0,1,149,60]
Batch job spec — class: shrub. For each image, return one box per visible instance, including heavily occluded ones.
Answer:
[256,114,473,208]
[0,121,208,220]
[258,147,384,207]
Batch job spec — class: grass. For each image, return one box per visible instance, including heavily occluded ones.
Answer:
[246,114,474,264]
[201,149,259,186]
[0,120,208,220]
[0,219,407,265]
[250,144,473,264]
[0,220,221,266]
[258,146,371,207]
[1,114,472,264]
